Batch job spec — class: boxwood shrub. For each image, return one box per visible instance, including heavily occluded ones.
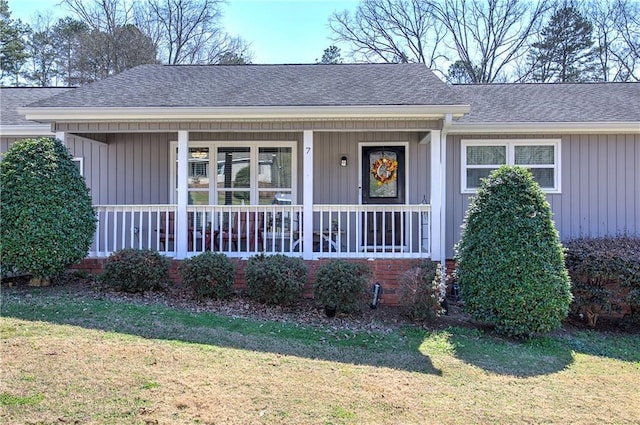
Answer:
[455,166,572,338]
[244,254,307,306]
[101,249,170,293]
[0,138,96,280]
[565,237,640,326]
[313,260,370,314]
[180,252,235,299]
[398,261,446,322]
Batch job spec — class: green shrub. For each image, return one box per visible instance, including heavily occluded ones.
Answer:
[313,260,370,314]
[180,252,235,299]
[565,237,640,326]
[244,254,307,306]
[398,261,446,322]
[0,138,96,280]
[101,249,170,293]
[455,166,572,338]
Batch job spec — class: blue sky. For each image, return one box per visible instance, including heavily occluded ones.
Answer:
[8,0,360,64]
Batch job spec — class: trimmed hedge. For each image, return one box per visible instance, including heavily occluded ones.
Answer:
[244,254,307,306]
[101,249,170,293]
[313,260,370,314]
[0,138,96,280]
[455,166,572,338]
[565,237,640,326]
[180,252,235,299]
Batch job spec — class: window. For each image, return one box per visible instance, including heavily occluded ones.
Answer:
[461,140,560,193]
[73,157,84,176]
[171,142,296,205]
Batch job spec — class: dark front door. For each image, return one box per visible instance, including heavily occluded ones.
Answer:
[361,146,405,249]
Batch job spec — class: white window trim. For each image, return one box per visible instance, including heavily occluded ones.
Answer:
[169,141,297,205]
[73,157,84,176]
[461,139,561,194]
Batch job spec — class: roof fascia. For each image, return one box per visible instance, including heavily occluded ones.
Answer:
[19,104,470,122]
[449,121,640,135]
[0,124,54,136]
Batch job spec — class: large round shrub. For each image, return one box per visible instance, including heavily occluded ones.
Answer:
[180,252,235,299]
[0,138,96,280]
[101,249,170,293]
[244,254,307,306]
[455,165,571,337]
[313,260,370,314]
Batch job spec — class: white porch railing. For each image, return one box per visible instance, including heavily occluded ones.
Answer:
[89,204,431,259]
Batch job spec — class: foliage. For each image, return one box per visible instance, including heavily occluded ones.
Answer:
[398,261,446,322]
[101,249,170,293]
[565,237,640,326]
[180,252,235,299]
[0,0,29,85]
[313,260,370,314]
[0,138,96,280]
[317,45,342,64]
[455,166,572,338]
[529,6,597,82]
[244,254,307,306]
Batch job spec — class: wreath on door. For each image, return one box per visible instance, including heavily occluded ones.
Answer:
[371,156,398,186]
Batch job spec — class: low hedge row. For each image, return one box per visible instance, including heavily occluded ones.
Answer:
[565,237,640,327]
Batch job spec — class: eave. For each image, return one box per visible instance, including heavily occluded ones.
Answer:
[449,121,640,135]
[19,104,471,123]
[0,124,54,137]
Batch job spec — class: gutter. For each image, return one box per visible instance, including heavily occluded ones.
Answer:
[449,121,640,134]
[0,124,54,137]
[19,104,471,123]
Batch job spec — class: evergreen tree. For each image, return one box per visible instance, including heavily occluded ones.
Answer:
[529,6,597,82]
[0,0,29,85]
[317,45,343,64]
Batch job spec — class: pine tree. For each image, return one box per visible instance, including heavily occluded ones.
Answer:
[529,6,597,82]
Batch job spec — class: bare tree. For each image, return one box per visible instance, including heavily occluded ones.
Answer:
[431,0,551,83]
[135,0,251,65]
[24,13,58,86]
[329,0,447,69]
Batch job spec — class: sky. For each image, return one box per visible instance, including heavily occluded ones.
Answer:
[7,0,360,64]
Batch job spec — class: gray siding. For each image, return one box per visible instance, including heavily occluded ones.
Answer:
[446,133,640,258]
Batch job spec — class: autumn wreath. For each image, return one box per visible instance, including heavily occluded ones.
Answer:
[371,156,398,186]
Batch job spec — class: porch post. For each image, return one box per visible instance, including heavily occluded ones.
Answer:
[302,130,314,260]
[176,130,189,259]
[55,131,66,146]
[429,130,442,262]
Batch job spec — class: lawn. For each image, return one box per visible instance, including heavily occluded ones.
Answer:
[1,285,639,424]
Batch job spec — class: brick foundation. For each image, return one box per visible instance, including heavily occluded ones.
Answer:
[70,257,453,307]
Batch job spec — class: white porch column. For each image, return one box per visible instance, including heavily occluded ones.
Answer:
[429,130,442,262]
[176,131,189,259]
[302,130,314,260]
[55,131,66,146]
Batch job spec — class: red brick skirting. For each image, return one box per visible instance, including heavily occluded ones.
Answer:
[71,257,456,307]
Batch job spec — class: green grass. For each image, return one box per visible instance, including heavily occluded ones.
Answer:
[1,287,639,424]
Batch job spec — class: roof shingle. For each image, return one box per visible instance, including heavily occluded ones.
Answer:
[453,83,640,123]
[26,63,465,108]
[1,87,72,125]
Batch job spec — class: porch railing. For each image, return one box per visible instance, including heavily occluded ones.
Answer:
[89,204,431,259]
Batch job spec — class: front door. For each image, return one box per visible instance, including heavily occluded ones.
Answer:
[361,146,406,249]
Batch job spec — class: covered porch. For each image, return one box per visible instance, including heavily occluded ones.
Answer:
[58,126,449,262]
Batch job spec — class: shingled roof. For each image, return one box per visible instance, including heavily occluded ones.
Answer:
[27,63,465,108]
[1,87,72,126]
[452,82,640,123]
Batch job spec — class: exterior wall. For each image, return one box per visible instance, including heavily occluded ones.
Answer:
[446,133,640,258]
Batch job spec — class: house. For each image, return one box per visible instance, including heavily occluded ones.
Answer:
[2,64,639,292]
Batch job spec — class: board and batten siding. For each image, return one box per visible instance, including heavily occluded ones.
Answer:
[446,133,640,258]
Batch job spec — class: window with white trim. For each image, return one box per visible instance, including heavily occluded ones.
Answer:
[73,157,84,176]
[461,140,560,193]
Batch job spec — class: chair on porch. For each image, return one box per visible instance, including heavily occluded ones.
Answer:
[157,212,193,251]
[220,210,264,252]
